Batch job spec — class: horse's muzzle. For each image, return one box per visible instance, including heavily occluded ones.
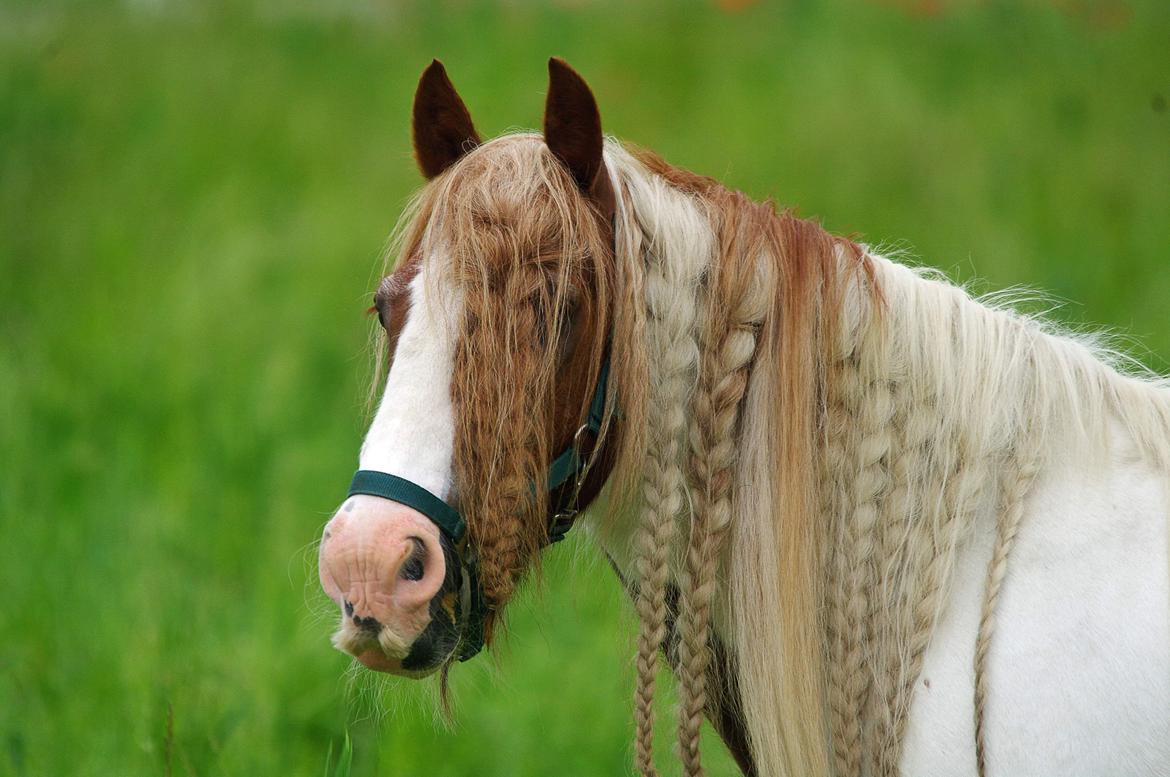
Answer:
[318,495,460,676]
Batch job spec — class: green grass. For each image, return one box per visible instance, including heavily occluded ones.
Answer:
[2,1,1168,775]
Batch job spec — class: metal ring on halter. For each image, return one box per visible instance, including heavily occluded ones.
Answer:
[567,423,598,503]
[454,547,486,661]
[549,422,602,539]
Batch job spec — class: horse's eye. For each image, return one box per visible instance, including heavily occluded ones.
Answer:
[372,272,409,332]
[369,300,389,330]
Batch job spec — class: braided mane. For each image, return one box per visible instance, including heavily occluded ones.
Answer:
[611,142,864,777]
[607,141,1170,777]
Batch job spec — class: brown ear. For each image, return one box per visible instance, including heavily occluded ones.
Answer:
[543,58,605,191]
[412,60,480,179]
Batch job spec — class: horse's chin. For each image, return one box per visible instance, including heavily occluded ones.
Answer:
[330,599,459,678]
[355,648,438,678]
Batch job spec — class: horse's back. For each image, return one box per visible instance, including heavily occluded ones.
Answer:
[903,421,1170,777]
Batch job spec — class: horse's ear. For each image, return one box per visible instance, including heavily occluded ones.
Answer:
[412,60,481,179]
[543,58,606,194]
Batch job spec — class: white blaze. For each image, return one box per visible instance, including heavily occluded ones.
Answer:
[359,261,461,499]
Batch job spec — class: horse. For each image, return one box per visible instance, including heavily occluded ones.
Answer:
[316,59,1170,777]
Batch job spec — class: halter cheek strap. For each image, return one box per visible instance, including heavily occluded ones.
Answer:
[546,352,610,542]
[345,351,612,662]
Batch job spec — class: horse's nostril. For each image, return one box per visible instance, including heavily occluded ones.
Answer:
[400,537,426,582]
[342,599,380,632]
[352,613,381,633]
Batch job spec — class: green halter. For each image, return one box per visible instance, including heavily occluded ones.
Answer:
[346,353,612,661]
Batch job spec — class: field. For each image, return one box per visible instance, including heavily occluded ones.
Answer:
[2,1,1168,775]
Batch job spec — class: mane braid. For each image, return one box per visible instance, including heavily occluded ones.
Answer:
[870,384,937,777]
[891,423,989,775]
[821,338,858,776]
[616,151,711,776]
[973,379,1045,777]
[826,333,895,777]
[677,195,773,777]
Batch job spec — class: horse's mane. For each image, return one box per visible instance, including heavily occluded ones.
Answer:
[378,133,1170,777]
[606,140,1170,777]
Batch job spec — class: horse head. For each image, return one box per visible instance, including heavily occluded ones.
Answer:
[318,59,620,676]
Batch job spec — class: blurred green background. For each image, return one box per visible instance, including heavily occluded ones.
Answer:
[2,1,1168,775]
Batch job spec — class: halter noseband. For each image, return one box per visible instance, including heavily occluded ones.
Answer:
[346,353,612,661]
